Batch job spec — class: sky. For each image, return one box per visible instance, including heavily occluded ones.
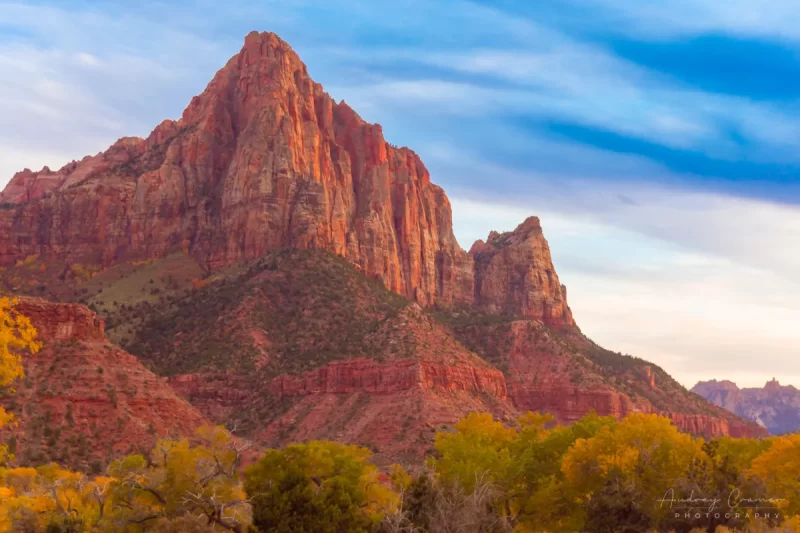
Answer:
[1,0,799,389]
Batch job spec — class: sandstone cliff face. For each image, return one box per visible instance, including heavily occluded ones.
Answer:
[268,357,507,398]
[693,379,800,435]
[261,354,510,466]
[0,298,209,470]
[0,31,473,308]
[168,356,511,466]
[0,138,145,205]
[469,217,575,327]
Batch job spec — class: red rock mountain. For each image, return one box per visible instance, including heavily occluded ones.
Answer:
[0,32,766,454]
[444,312,765,439]
[0,298,209,471]
[693,379,800,435]
[122,250,513,465]
[0,31,477,308]
[0,32,575,322]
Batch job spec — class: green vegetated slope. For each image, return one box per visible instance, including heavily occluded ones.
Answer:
[124,249,411,377]
[0,252,205,347]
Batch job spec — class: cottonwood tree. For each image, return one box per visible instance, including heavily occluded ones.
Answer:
[109,426,250,532]
[245,441,396,533]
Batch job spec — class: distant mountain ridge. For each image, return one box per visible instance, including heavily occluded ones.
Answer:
[692,379,800,435]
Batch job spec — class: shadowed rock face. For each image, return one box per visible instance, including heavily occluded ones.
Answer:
[693,379,800,435]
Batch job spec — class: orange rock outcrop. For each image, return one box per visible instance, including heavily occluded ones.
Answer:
[469,217,575,327]
[0,33,576,323]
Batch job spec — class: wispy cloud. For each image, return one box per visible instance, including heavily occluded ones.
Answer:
[560,0,800,41]
[0,1,240,178]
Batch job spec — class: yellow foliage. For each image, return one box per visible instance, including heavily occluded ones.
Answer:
[0,297,41,442]
[389,464,412,492]
[0,426,248,532]
[0,464,112,532]
[109,425,250,531]
[561,413,704,523]
[782,516,800,532]
[749,434,800,517]
[434,412,517,493]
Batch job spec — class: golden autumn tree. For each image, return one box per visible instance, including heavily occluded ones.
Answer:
[245,441,396,533]
[432,411,616,533]
[0,296,41,462]
[562,413,706,532]
[0,463,113,533]
[108,425,251,532]
[750,434,800,519]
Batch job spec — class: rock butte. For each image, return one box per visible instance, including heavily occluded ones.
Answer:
[0,32,767,448]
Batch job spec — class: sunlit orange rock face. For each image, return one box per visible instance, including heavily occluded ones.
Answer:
[0,31,472,309]
[0,298,209,469]
[0,32,573,322]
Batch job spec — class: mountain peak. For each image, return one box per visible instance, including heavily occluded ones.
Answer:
[0,30,474,310]
[470,217,575,327]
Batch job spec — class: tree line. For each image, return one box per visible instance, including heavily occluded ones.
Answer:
[1,297,799,533]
